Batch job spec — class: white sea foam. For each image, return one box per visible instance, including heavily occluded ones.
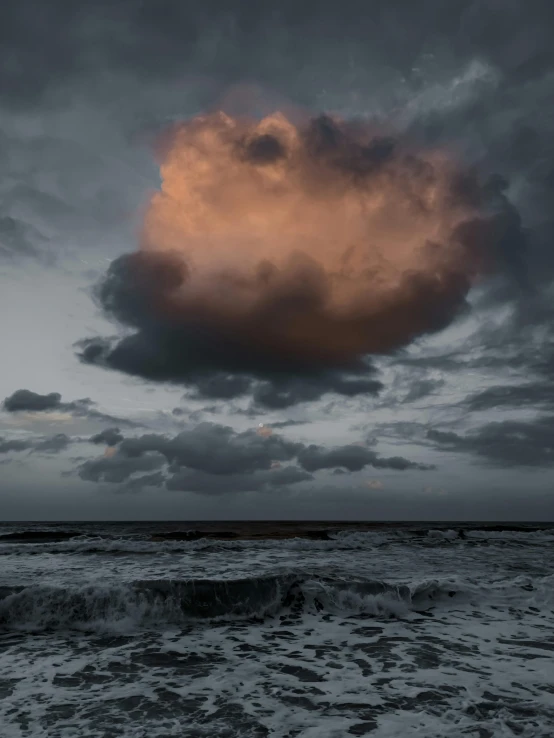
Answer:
[0,526,552,737]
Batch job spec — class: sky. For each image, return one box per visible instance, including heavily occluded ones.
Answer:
[1,0,554,521]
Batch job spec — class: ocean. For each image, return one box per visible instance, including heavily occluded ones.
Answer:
[0,521,553,738]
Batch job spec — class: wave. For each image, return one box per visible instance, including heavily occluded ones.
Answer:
[1,526,553,556]
[0,528,333,544]
[0,573,464,632]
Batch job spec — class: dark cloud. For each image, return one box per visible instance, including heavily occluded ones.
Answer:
[89,427,124,447]
[32,433,72,454]
[1,0,552,109]
[74,421,432,493]
[2,388,137,427]
[82,407,138,428]
[371,421,430,445]
[3,0,548,418]
[0,216,42,260]
[427,416,554,467]
[402,378,445,404]
[189,375,255,401]
[269,420,308,429]
[373,371,446,410]
[166,466,312,494]
[5,0,554,508]
[395,351,466,374]
[465,382,554,412]
[0,437,33,454]
[118,424,303,475]
[251,375,383,410]
[297,444,434,472]
[0,433,74,456]
[70,40,529,405]
[77,452,166,484]
[124,471,167,492]
[73,250,382,409]
[3,390,62,412]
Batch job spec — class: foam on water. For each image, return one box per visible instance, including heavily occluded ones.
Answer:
[0,574,472,632]
[0,524,553,737]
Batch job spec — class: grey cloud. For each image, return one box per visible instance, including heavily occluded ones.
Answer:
[269,420,308,429]
[268,465,314,486]
[6,0,554,499]
[297,444,434,472]
[373,370,446,411]
[427,430,462,446]
[3,390,63,412]
[2,388,137,427]
[89,427,124,447]
[117,423,431,477]
[73,421,430,492]
[118,424,303,475]
[0,216,42,260]
[251,375,383,410]
[166,466,312,494]
[427,416,554,467]
[371,421,430,444]
[74,104,520,403]
[465,378,554,413]
[123,472,167,492]
[402,378,444,404]
[76,328,383,410]
[396,351,466,374]
[34,0,542,415]
[0,437,33,454]
[0,433,75,456]
[32,433,72,454]
[1,0,552,109]
[80,407,138,428]
[190,375,254,401]
[77,452,166,484]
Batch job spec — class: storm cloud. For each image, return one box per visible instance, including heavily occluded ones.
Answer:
[32,433,72,454]
[78,452,167,485]
[2,0,554,516]
[2,389,137,427]
[297,444,434,472]
[428,416,554,467]
[89,427,124,447]
[0,437,34,454]
[74,421,433,493]
[0,433,74,456]
[3,390,63,413]
[76,124,521,405]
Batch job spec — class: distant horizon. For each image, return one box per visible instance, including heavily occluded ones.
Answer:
[2,519,553,525]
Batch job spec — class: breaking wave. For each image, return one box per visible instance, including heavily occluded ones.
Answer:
[1,526,553,556]
[0,573,464,632]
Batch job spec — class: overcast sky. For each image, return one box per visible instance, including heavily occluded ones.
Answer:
[1,0,554,520]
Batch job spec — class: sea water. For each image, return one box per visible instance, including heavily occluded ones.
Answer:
[0,521,553,737]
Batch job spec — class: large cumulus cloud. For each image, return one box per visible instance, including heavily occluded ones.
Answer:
[4,0,554,480]
[75,106,523,406]
[75,251,386,408]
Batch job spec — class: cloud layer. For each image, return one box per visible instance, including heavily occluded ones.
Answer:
[75,421,433,493]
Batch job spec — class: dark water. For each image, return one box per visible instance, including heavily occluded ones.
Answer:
[1,521,553,737]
